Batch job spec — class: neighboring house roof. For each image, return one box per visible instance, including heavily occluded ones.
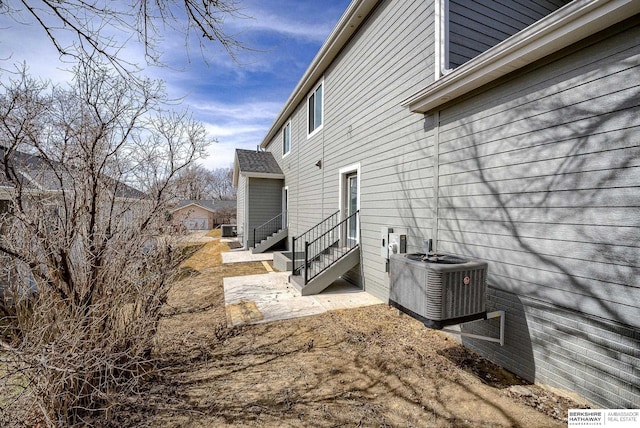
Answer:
[171,199,237,213]
[232,149,285,186]
[0,145,66,191]
[0,145,147,199]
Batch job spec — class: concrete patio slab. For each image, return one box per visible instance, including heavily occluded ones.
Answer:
[221,250,274,264]
[223,272,383,326]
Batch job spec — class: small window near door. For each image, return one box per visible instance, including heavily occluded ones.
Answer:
[308,81,323,136]
[283,121,291,156]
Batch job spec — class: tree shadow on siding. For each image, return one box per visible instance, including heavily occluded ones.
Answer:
[441,77,640,404]
[391,44,639,404]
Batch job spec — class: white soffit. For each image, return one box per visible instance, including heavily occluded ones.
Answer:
[403,0,640,114]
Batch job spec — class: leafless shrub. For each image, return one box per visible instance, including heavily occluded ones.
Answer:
[0,59,210,425]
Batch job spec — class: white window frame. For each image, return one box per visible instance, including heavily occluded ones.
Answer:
[338,163,361,244]
[282,121,291,157]
[282,186,289,227]
[307,79,324,138]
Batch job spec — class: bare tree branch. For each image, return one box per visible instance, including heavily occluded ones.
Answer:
[2,0,248,78]
[0,59,210,424]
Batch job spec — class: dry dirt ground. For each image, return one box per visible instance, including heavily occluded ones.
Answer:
[117,235,589,427]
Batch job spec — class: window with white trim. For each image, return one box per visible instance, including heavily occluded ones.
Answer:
[307,81,323,136]
[282,121,291,156]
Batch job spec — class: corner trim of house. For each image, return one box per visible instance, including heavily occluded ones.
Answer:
[402,0,640,114]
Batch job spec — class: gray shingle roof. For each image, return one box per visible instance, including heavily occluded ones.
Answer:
[235,149,283,175]
[0,145,146,199]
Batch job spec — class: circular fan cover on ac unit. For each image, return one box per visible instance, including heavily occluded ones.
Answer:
[404,253,468,264]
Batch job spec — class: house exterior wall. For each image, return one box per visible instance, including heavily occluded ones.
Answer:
[266,0,437,298]
[442,18,640,408]
[247,177,283,247]
[237,175,247,245]
[261,0,639,408]
[173,205,213,230]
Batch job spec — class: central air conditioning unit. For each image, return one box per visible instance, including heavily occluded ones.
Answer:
[221,224,237,237]
[389,252,488,329]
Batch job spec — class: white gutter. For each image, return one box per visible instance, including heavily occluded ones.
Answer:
[240,172,285,180]
[402,0,640,114]
[260,0,380,149]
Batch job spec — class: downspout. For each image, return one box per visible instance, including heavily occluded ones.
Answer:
[321,123,325,217]
[245,176,250,249]
[432,0,448,251]
[431,110,441,252]
[434,0,452,79]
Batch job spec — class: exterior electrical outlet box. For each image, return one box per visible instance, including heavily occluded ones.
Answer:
[388,233,406,255]
[381,227,394,258]
[389,252,488,329]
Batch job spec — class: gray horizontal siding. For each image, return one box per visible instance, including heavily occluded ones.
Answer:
[264,0,437,286]
[329,0,436,299]
[436,19,640,329]
[237,175,247,246]
[448,0,571,68]
[247,177,283,247]
[463,289,640,408]
[259,0,638,409]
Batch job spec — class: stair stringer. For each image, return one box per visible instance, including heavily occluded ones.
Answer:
[290,246,360,296]
[251,228,288,254]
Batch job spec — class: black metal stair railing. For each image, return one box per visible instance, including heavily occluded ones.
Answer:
[253,210,287,248]
[292,210,359,285]
[291,210,339,277]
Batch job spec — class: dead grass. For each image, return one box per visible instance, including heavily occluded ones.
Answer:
[180,239,228,271]
[111,238,587,427]
[206,229,222,238]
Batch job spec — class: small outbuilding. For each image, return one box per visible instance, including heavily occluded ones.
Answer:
[233,149,286,250]
[171,200,236,230]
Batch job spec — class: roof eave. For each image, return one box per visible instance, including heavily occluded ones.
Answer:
[402,0,640,114]
[240,172,285,180]
[259,0,380,149]
[171,202,216,214]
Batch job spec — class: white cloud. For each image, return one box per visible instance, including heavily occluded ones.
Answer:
[231,10,334,43]
[190,99,283,122]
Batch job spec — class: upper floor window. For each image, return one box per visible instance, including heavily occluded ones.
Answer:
[282,121,291,156]
[307,81,323,136]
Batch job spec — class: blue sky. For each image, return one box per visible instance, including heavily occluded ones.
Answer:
[0,0,352,170]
